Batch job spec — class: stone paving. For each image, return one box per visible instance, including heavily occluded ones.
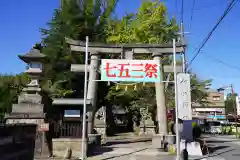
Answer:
[88,137,174,160]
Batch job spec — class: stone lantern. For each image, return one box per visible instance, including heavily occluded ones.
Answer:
[18,48,46,90]
[6,48,46,126]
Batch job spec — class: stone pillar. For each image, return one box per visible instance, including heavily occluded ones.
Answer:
[153,55,168,135]
[124,49,133,59]
[87,52,100,134]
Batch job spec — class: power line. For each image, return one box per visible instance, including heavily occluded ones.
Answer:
[202,54,240,72]
[173,2,227,16]
[189,0,196,31]
[180,0,184,40]
[180,0,187,72]
[188,0,238,67]
[194,2,227,11]
[181,0,184,25]
[165,0,185,90]
[210,76,240,79]
[175,0,178,15]
[187,0,238,69]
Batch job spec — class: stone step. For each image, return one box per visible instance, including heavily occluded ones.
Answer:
[18,93,42,104]
[12,103,44,114]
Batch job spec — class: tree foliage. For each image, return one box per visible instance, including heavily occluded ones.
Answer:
[105,0,178,44]
[0,74,29,120]
[104,1,212,125]
[40,0,118,99]
[190,74,212,105]
[104,1,179,125]
[225,93,237,114]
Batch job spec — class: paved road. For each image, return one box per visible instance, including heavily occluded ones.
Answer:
[34,135,240,160]
[204,135,240,160]
[89,135,240,160]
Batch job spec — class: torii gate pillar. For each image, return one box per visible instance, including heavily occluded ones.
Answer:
[87,52,100,134]
[153,54,168,135]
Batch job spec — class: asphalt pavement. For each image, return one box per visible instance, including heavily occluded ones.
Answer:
[34,135,240,160]
[203,135,240,160]
[88,135,240,160]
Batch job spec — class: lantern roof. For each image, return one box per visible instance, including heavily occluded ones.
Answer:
[18,49,46,63]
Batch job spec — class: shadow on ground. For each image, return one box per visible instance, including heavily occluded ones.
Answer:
[102,139,151,147]
[88,138,151,157]
[205,140,231,143]
[196,138,231,155]
[89,147,114,157]
[232,153,240,156]
[208,145,229,154]
[89,147,149,160]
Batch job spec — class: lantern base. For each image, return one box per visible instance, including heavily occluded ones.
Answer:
[152,134,165,149]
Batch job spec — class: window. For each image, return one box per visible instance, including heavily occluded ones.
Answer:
[64,110,80,117]
[212,96,220,101]
[209,121,221,126]
[29,62,42,69]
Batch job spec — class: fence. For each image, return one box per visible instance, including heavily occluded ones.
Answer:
[52,122,82,138]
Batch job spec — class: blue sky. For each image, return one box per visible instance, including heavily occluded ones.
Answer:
[0,0,240,95]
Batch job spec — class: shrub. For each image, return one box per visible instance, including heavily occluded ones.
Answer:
[134,127,140,135]
[192,123,202,140]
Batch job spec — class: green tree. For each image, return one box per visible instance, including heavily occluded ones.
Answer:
[105,0,178,44]
[40,0,118,98]
[0,74,29,121]
[190,74,212,105]
[105,1,212,128]
[225,93,237,115]
[39,0,118,133]
[105,0,179,127]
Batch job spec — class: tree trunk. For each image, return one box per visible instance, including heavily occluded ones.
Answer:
[106,104,115,136]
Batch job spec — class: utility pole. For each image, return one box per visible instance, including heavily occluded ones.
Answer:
[173,39,180,160]
[180,0,186,72]
[164,0,188,90]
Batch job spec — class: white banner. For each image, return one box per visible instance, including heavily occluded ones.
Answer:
[101,59,161,82]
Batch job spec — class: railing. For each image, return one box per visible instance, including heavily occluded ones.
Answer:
[52,122,83,138]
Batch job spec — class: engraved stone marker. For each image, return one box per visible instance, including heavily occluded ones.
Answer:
[177,73,192,120]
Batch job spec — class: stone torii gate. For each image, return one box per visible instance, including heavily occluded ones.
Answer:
[54,38,185,137]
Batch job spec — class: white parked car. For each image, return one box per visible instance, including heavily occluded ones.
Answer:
[208,121,222,134]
